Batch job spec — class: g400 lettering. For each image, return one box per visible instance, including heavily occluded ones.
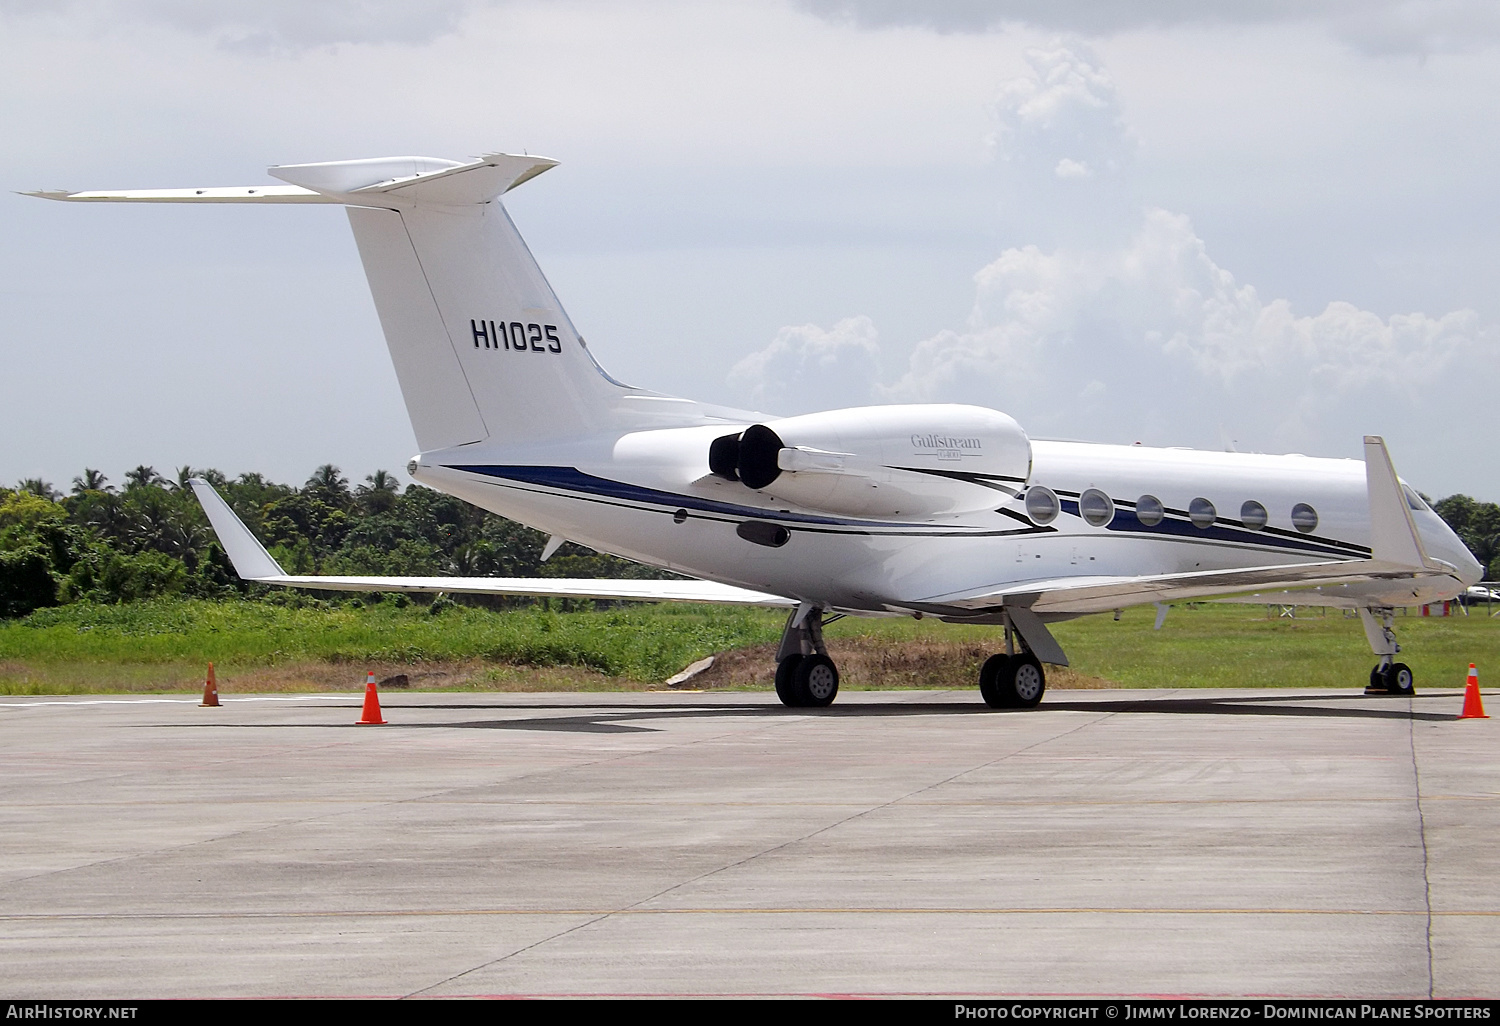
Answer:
[470,319,562,354]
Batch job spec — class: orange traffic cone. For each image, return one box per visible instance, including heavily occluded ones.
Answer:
[357,671,387,725]
[200,662,220,707]
[1460,663,1488,719]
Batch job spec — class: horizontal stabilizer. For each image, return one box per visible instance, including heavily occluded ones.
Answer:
[23,185,335,204]
[189,479,792,607]
[24,152,557,207]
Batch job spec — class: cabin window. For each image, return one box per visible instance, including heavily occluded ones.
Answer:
[1189,497,1216,529]
[1135,495,1164,527]
[1291,502,1319,534]
[1079,488,1115,527]
[1240,500,1268,531]
[1025,486,1060,526]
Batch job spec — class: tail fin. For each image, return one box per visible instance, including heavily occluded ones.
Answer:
[270,154,630,451]
[31,153,635,452]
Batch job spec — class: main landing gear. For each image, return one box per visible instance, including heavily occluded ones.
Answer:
[979,652,1046,708]
[977,610,1046,709]
[1361,606,1415,696]
[773,605,841,708]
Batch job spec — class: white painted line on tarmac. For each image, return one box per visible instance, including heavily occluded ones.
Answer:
[0,695,359,708]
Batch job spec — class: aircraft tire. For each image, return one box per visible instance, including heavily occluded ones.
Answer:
[775,655,805,707]
[1369,664,1388,692]
[979,654,1012,708]
[794,654,840,708]
[1001,654,1046,709]
[1388,662,1415,695]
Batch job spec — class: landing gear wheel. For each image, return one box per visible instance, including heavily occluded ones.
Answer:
[997,653,1046,709]
[979,654,1013,708]
[793,653,840,708]
[775,654,805,707]
[1387,662,1415,696]
[1368,664,1388,694]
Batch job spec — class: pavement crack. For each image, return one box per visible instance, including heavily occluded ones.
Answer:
[399,707,832,998]
[402,708,1116,998]
[1408,696,1435,999]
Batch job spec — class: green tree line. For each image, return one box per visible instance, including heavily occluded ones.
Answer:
[1432,495,1500,584]
[2,465,1496,620]
[0,465,670,618]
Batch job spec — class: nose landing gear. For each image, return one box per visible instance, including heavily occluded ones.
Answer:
[1361,607,1415,695]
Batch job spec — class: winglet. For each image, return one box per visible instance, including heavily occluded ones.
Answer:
[188,479,286,580]
[1363,436,1430,570]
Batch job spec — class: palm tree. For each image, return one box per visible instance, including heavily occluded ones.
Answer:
[80,490,129,540]
[71,468,111,495]
[360,469,399,494]
[357,468,400,513]
[172,466,198,491]
[307,464,348,496]
[124,465,162,490]
[448,542,496,577]
[17,478,60,501]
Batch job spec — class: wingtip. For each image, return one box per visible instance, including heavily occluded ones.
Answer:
[19,190,73,201]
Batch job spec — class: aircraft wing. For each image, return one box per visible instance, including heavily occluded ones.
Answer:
[188,479,795,608]
[913,558,1454,617]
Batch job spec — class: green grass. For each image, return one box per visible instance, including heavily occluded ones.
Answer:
[0,599,784,693]
[1053,602,1499,690]
[818,602,1500,691]
[0,597,1496,694]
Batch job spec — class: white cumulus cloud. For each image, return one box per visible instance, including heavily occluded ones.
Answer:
[727,315,884,416]
[991,43,1133,178]
[879,207,1495,453]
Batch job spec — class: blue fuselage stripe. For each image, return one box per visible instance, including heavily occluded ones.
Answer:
[454,465,1368,559]
[448,464,912,528]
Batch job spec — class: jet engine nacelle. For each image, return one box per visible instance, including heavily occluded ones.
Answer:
[708,404,1031,520]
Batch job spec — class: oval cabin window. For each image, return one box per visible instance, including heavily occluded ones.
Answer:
[1240,500,1268,531]
[1135,495,1164,527]
[1079,488,1115,527]
[1189,497,1216,529]
[1290,503,1319,534]
[1025,486,1060,526]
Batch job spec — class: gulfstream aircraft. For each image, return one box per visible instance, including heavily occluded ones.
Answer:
[30,152,1484,708]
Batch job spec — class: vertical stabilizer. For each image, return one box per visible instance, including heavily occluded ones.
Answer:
[383,199,626,446]
[345,207,489,450]
[277,153,631,450]
[28,153,640,452]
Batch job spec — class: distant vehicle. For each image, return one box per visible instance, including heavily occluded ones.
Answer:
[31,153,1484,707]
[1460,585,1500,605]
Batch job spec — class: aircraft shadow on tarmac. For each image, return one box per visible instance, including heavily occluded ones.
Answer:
[411,693,1456,733]
[161,691,1456,734]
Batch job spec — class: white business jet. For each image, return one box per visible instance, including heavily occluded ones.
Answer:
[29,153,1483,708]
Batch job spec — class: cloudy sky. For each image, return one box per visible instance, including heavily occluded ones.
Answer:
[3,0,1498,499]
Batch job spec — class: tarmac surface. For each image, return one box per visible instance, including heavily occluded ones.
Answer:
[0,686,1496,999]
